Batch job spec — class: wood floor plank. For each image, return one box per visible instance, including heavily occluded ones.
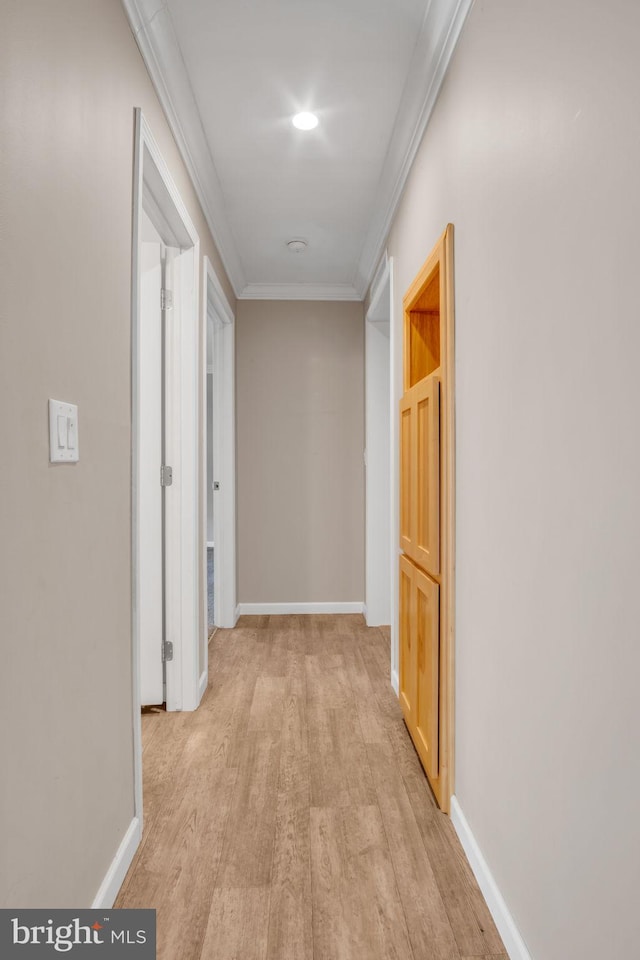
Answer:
[305,653,352,707]
[309,734,377,807]
[279,693,309,795]
[216,731,282,888]
[310,805,415,960]
[199,886,270,960]
[306,701,361,752]
[266,782,313,960]
[248,676,288,731]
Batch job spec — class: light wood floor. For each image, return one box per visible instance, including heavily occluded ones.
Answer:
[116,615,506,960]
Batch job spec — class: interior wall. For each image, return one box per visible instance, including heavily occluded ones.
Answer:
[236,300,364,605]
[0,0,233,906]
[383,1,640,958]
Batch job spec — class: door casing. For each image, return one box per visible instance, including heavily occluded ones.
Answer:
[131,109,202,829]
[200,257,237,699]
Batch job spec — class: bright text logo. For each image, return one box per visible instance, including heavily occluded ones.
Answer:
[0,910,155,958]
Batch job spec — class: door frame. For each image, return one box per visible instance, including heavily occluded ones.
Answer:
[365,253,399,691]
[131,109,201,824]
[364,254,391,628]
[201,256,236,646]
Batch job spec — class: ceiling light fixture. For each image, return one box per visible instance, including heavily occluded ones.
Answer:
[287,239,308,253]
[292,112,318,131]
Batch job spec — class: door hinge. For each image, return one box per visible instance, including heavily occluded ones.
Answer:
[161,288,173,311]
[162,639,174,662]
[160,464,173,487]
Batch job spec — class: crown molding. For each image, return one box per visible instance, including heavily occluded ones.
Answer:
[239,283,361,302]
[122,0,246,296]
[366,250,391,325]
[353,0,474,298]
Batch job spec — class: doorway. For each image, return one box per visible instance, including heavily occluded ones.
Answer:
[131,110,203,826]
[138,212,179,705]
[365,254,398,690]
[201,255,236,652]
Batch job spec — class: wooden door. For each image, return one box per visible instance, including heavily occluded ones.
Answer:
[399,554,415,726]
[413,566,440,780]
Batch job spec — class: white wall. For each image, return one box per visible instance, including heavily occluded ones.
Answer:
[384,1,640,957]
[236,300,365,606]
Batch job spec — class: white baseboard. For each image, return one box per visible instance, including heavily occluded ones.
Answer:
[450,797,532,960]
[391,668,399,695]
[236,601,365,615]
[198,668,208,702]
[91,817,141,909]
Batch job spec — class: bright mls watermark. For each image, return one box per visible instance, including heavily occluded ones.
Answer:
[0,910,155,957]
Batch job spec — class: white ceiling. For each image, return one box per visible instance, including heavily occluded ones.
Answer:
[123,0,472,300]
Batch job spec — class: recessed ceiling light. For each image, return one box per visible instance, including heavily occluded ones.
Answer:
[292,112,318,131]
[287,239,308,253]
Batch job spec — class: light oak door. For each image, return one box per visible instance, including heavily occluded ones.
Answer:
[413,565,440,780]
[400,376,440,576]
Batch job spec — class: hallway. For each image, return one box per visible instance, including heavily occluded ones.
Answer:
[116,615,505,960]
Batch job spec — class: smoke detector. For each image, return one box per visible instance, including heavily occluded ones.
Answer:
[287,239,308,254]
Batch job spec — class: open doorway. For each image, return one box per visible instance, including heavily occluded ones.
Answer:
[365,254,398,691]
[138,212,180,706]
[201,255,237,665]
[131,109,203,828]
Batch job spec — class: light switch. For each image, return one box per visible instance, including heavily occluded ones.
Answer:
[49,399,79,463]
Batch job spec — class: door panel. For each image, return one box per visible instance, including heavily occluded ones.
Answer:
[414,377,440,575]
[399,398,412,554]
[413,567,440,780]
[399,555,415,725]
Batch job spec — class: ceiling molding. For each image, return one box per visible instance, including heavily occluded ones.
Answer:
[239,283,361,302]
[121,0,246,296]
[367,250,389,310]
[353,0,474,298]
[366,251,391,324]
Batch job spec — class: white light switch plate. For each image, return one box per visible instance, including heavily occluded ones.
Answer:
[49,399,79,463]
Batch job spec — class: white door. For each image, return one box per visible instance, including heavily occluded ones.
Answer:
[139,220,164,705]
